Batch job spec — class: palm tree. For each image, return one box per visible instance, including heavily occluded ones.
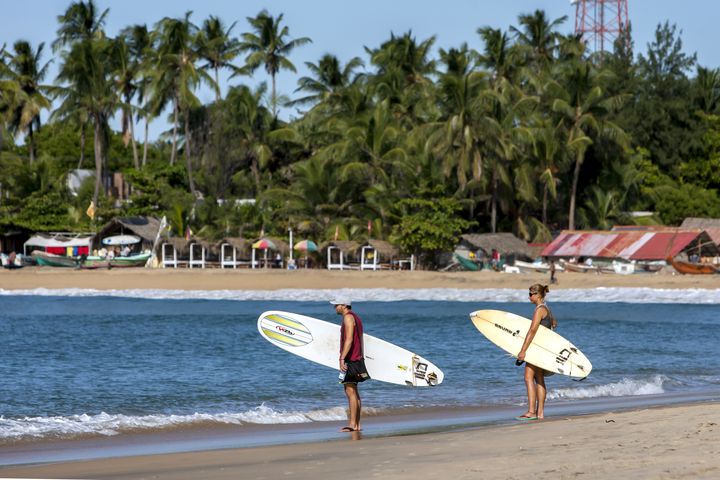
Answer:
[53,1,117,212]
[52,0,108,51]
[548,59,628,229]
[365,31,436,125]
[511,9,567,67]
[430,44,485,192]
[111,35,141,168]
[196,15,241,102]
[289,54,364,108]
[55,35,117,213]
[239,10,312,118]
[121,24,153,167]
[150,11,216,196]
[3,40,52,164]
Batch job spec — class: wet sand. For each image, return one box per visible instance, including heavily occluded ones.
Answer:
[2,402,718,479]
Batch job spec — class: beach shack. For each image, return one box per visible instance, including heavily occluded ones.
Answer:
[161,238,190,268]
[23,232,95,256]
[188,238,217,269]
[219,237,255,268]
[94,216,163,255]
[359,239,408,270]
[541,228,720,268]
[322,241,360,270]
[457,233,535,268]
[681,218,720,252]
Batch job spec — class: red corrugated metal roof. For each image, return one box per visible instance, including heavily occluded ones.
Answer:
[541,230,705,260]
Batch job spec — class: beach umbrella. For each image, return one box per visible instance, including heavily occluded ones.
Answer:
[294,239,318,252]
[252,238,276,250]
[294,239,318,268]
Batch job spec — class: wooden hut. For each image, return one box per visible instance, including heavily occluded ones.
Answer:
[218,237,254,268]
[321,241,360,270]
[458,233,535,265]
[95,216,163,255]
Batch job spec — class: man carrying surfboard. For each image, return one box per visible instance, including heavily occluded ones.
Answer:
[517,284,557,420]
[332,298,369,432]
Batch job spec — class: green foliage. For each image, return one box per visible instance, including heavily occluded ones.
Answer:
[392,195,476,265]
[652,183,720,225]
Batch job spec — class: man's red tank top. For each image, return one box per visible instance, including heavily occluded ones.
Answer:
[340,311,364,361]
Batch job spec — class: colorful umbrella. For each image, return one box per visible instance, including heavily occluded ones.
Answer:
[252,238,276,250]
[294,239,318,252]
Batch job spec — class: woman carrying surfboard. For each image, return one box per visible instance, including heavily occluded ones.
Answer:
[517,284,557,420]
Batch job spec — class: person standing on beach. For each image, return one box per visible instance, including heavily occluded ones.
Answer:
[332,298,369,432]
[517,284,557,420]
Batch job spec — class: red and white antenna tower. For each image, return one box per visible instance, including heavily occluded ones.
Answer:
[572,0,630,54]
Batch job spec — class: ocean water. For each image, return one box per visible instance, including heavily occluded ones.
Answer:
[0,288,719,442]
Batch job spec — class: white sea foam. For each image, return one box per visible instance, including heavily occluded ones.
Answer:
[1,287,718,303]
[547,375,668,400]
[0,405,350,441]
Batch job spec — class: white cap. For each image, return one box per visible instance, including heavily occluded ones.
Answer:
[329,298,352,306]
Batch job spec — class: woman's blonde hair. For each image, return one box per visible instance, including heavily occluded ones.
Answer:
[529,284,549,298]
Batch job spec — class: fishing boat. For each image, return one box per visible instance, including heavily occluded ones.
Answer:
[31,250,80,268]
[453,253,480,271]
[667,257,718,274]
[513,260,565,274]
[560,260,597,273]
[82,252,151,269]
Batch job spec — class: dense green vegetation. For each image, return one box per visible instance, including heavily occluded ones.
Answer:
[1,2,719,263]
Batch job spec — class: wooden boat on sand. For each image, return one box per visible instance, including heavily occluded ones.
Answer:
[667,257,718,275]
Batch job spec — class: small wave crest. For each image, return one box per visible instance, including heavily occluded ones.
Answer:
[0,404,357,441]
[2,287,719,303]
[548,375,668,400]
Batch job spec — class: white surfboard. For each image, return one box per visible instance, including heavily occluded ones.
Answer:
[470,309,592,379]
[102,235,141,246]
[258,311,444,387]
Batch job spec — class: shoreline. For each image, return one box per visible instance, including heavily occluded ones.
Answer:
[2,400,718,479]
[2,267,720,291]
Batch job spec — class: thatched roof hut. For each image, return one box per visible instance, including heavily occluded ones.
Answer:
[218,237,252,258]
[459,233,534,260]
[95,216,163,252]
[161,237,190,258]
[188,237,218,259]
[320,240,360,256]
[360,239,400,261]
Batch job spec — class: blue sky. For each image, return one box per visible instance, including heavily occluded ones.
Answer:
[2,0,718,141]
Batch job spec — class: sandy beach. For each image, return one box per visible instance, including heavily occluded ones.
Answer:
[1,267,719,291]
[1,402,716,479]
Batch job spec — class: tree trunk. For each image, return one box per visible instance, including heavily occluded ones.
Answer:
[490,171,498,233]
[568,151,583,230]
[92,118,103,212]
[170,97,179,165]
[271,73,278,118]
[28,123,35,164]
[129,107,139,169]
[215,67,221,103]
[142,117,149,167]
[78,123,86,169]
[542,184,548,227]
[184,111,196,197]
